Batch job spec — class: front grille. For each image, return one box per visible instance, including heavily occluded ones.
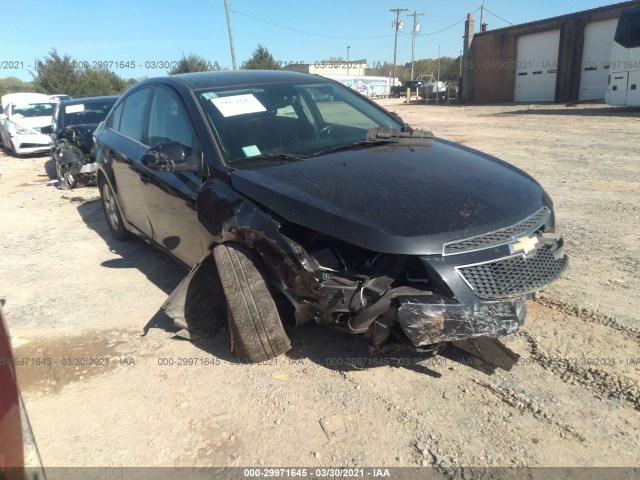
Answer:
[456,247,567,299]
[444,207,551,255]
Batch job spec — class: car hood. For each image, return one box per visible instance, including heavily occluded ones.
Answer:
[9,115,51,130]
[229,138,547,255]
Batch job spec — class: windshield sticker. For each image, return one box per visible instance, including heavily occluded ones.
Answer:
[201,92,218,100]
[242,145,261,157]
[211,94,266,117]
[65,104,85,114]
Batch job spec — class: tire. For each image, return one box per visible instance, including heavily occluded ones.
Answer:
[99,177,131,241]
[55,142,77,190]
[56,160,77,189]
[214,243,291,362]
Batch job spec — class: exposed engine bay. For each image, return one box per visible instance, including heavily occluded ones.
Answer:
[54,126,98,190]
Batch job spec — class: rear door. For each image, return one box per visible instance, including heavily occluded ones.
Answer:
[140,84,206,267]
[100,87,153,236]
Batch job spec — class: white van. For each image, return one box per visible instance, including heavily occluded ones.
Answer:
[605,7,640,107]
[0,92,55,156]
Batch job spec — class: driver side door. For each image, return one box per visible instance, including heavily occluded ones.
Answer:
[139,84,206,268]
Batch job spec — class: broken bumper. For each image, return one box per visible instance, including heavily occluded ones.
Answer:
[13,133,50,155]
[79,162,97,174]
[394,294,526,346]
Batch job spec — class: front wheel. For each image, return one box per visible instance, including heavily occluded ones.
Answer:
[99,178,131,240]
[214,243,291,362]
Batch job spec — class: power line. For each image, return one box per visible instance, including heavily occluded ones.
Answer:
[229,9,395,40]
[484,7,514,26]
[400,9,479,37]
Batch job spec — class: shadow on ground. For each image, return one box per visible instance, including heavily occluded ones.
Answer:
[44,158,56,180]
[76,199,185,335]
[396,101,640,117]
[496,106,640,117]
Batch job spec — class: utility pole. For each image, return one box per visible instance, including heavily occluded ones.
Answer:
[480,0,485,32]
[390,8,408,86]
[437,45,441,84]
[224,0,237,70]
[347,46,351,75]
[408,11,424,81]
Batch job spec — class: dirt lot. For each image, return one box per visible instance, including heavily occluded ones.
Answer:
[0,101,638,475]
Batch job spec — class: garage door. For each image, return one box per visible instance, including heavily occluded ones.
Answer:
[514,30,560,102]
[579,19,618,101]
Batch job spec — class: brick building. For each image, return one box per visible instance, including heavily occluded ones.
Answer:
[465,1,640,103]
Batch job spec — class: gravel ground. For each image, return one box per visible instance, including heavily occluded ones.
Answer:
[0,101,638,476]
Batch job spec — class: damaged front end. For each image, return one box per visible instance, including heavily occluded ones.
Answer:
[54,126,98,189]
[164,195,566,355]
[272,205,566,353]
[164,175,566,359]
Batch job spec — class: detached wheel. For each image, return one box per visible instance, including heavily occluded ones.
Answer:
[99,178,131,240]
[214,243,291,362]
[55,143,79,189]
[56,160,77,190]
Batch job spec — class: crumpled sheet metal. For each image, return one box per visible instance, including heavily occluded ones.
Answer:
[395,295,526,346]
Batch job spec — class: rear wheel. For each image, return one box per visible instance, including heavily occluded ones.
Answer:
[99,178,131,240]
[213,243,291,362]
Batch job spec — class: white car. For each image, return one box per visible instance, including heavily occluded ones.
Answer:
[0,92,55,156]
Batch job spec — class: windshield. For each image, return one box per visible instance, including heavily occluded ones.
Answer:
[196,80,402,166]
[12,102,55,118]
[614,10,640,48]
[60,99,117,129]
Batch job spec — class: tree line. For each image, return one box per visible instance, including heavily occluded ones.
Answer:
[0,46,462,97]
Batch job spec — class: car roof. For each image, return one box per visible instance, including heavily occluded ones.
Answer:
[154,70,326,90]
[60,95,119,106]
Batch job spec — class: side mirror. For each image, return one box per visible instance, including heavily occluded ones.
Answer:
[141,141,198,172]
[40,125,53,134]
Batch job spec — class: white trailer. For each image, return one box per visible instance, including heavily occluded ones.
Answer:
[605,7,640,106]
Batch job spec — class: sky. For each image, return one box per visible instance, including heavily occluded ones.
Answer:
[1,0,624,82]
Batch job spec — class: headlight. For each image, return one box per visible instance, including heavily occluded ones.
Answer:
[16,128,35,135]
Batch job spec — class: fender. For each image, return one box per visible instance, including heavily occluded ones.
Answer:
[162,176,321,334]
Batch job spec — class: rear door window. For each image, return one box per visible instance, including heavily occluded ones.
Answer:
[106,102,124,130]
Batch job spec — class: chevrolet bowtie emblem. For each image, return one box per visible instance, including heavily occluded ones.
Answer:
[510,235,539,255]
